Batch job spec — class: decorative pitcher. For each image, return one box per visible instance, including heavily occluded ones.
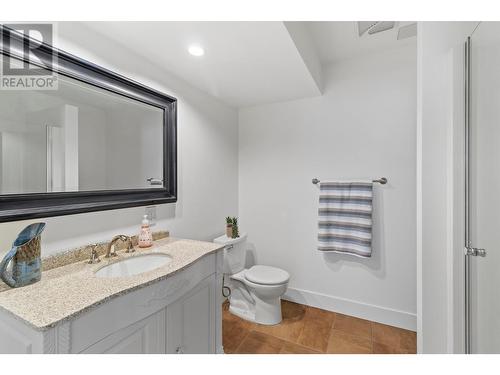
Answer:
[0,223,45,288]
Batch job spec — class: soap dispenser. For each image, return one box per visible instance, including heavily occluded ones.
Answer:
[138,215,153,248]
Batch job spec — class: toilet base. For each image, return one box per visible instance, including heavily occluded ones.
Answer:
[228,297,283,326]
[228,304,256,323]
[227,278,286,325]
[226,268,288,326]
[253,296,282,325]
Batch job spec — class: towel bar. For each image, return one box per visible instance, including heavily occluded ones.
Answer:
[312,177,387,185]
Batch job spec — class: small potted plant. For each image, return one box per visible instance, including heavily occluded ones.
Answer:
[231,217,239,239]
[225,217,233,238]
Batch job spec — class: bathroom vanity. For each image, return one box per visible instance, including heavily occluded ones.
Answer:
[0,237,224,354]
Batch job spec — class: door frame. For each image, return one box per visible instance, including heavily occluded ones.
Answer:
[464,36,472,354]
[450,40,467,354]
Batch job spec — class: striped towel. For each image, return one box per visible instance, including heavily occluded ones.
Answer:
[317,181,373,258]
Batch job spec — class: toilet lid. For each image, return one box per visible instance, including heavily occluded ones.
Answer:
[244,265,290,285]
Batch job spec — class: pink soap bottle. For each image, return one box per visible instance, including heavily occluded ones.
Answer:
[138,215,153,248]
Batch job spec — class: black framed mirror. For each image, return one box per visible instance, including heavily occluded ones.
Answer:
[0,25,177,222]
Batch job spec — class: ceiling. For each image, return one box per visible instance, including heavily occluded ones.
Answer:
[56,21,416,108]
[73,22,322,108]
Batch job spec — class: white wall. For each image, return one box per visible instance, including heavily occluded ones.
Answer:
[104,109,163,190]
[417,21,478,353]
[469,22,500,353]
[63,105,79,192]
[238,45,417,330]
[1,131,25,193]
[0,23,239,257]
[78,107,107,191]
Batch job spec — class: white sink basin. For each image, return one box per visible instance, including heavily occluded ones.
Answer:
[95,253,172,278]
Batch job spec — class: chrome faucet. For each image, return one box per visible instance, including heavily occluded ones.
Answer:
[105,235,135,258]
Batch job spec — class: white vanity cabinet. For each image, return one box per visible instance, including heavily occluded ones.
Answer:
[166,273,216,354]
[80,308,167,354]
[0,250,223,354]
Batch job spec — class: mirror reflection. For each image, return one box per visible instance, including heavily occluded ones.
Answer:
[0,73,164,194]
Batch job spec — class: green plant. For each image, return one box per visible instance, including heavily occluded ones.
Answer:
[226,216,232,225]
[231,217,239,238]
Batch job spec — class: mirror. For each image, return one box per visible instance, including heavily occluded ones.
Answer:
[0,74,164,194]
[0,25,177,222]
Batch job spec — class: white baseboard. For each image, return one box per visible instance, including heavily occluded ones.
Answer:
[283,287,416,331]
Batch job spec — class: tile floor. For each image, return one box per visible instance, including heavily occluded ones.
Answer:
[222,300,417,354]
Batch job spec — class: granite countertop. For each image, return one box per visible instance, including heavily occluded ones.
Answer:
[0,237,223,331]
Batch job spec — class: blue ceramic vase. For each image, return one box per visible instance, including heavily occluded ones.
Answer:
[0,223,45,288]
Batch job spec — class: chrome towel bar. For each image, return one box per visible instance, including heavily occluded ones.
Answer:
[312,177,387,185]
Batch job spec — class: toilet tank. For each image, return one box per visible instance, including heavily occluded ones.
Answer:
[213,233,247,275]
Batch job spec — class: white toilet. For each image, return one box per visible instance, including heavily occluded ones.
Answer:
[214,233,290,325]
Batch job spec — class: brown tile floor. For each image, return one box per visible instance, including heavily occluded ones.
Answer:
[223,300,416,354]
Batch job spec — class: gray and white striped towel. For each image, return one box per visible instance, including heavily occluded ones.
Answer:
[317,181,373,258]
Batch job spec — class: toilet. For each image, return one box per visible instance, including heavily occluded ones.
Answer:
[214,233,289,325]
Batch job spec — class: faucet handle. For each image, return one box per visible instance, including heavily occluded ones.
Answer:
[125,236,135,253]
[108,244,118,257]
[87,244,101,264]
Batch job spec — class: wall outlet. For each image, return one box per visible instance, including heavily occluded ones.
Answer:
[145,206,157,227]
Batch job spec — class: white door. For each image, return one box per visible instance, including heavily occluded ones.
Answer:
[166,275,216,354]
[80,309,166,354]
[468,21,500,353]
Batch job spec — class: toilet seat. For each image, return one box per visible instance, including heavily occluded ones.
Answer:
[244,265,290,285]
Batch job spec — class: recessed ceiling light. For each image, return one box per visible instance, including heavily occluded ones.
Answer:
[188,45,204,57]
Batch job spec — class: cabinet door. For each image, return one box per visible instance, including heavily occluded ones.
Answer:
[0,317,34,353]
[80,309,166,354]
[166,274,215,354]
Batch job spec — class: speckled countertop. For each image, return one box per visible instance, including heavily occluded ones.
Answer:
[0,237,223,331]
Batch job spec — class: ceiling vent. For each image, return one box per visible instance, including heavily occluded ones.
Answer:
[357,21,379,36]
[358,21,395,36]
[397,23,418,40]
[357,21,417,40]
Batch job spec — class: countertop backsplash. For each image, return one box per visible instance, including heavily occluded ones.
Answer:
[0,230,169,292]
